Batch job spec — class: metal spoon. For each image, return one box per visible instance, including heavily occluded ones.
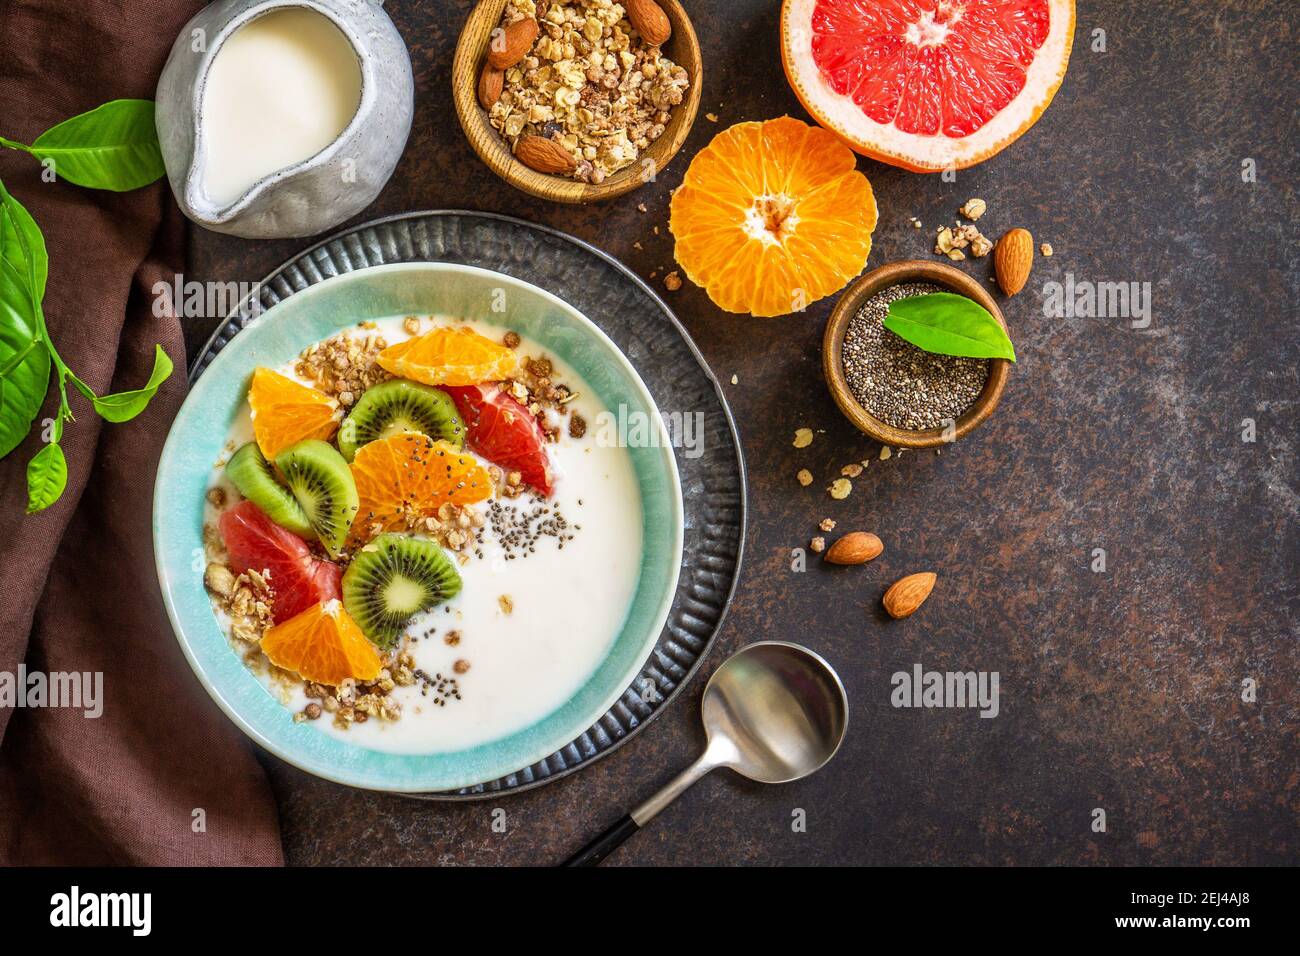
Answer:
[563,641,849,866]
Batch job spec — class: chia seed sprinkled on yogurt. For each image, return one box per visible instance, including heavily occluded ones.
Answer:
[842,282,990,431]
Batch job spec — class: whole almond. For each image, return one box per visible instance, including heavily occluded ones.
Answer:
[477,65,504,110]
[626,0,672,46]
[515,135,577,175]
[824,531,884,566]
[882,572,936,619]
[993,227,1033,296]
[487,16,538,70]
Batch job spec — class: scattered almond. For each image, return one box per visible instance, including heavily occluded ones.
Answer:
[477,65,504,110]
[993,227,1034,296]
[883,572,937,619]
[515,135,577,174]
[824,532,884,566]
[626,0,672,47]
[487,16,538,70]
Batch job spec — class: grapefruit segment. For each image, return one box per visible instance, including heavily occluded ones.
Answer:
[782,0,1075,171]
[219,500,342,624]
[442,385,553,495]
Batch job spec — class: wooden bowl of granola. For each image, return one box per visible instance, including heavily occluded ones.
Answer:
[453,0,702,204]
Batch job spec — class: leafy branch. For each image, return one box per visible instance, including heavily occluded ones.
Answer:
[0,99,173,513]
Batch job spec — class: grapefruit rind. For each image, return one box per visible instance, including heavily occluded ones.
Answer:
[781,0,1076,171]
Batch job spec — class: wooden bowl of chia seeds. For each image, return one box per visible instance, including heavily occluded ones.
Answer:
[822,260,1010,448]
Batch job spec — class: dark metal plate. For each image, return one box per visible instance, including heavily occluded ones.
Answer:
[191,211,746,798]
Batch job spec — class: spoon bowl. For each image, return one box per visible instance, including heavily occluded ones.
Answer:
[702,642,849,784]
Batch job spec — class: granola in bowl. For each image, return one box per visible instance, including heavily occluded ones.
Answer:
[485,0,691,183]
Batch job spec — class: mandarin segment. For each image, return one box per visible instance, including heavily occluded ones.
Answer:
[670,117,876,317]
[376,326,517,387]
[351,433,493,539]
[248,367,340,460]
[259,599,381,685]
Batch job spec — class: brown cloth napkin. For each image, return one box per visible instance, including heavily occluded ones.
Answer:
[0,0,282,864]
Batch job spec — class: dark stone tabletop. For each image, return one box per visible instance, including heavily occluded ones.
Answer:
[185,0,1299,865]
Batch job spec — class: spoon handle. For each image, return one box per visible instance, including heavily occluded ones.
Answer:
[562,814,640,867]
[562,754,719,866]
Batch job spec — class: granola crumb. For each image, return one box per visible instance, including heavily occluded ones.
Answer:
[664,271,682,291]
[730,374,738,385]
[444,630,462,646]
[402,315,422,336]
[809,536,826,553]
[796,468,813,487]
[498,595,514,615]
[828,478,852,500]
[879,445,893,461]
[569,413,587,438]
[793,427,814,449]
[705,112,718,122]
[1040,242,1053,257]
[840,463,863,478]
[453,659,471,675]
[959,198,987,221]
[819,518,836,532]
[503,330,522,349]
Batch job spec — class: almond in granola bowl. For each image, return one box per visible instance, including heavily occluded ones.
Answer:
[488,0,690,183]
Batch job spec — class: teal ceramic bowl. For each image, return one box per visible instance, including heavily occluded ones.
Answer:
[154,263,684,792]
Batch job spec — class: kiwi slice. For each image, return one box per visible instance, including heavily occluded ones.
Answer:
[274,439,359,558]
[224,442,314,538]
[342,533,463,648]
[337,380,465,461]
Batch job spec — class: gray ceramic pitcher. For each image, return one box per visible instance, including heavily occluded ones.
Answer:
[155,0,413,239]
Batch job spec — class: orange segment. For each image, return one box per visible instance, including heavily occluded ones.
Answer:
[351,433,493,538]
[669,117,877,317]
[377,326,517,387]
[248,367,340,460]
[260,599,381,685]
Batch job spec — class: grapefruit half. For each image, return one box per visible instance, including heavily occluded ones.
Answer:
[781,0,1075,171]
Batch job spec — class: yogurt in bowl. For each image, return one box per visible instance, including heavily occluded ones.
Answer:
[155,264,683,791]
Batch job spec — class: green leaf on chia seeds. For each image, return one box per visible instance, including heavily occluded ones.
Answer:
[883,292,1016,362]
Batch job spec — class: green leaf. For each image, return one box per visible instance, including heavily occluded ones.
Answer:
[26,440,66,513]
[26,100,165,192]
[0,177,52,458]
[883,292,1017,362]
[89,344,173,422]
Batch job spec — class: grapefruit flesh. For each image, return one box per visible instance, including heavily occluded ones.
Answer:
[782,0,1075,170]
[219,500,343,624]
[442,385,552,495]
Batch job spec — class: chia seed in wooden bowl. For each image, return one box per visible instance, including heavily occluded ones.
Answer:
[841,282,990,431]
[821,260,1010,449]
